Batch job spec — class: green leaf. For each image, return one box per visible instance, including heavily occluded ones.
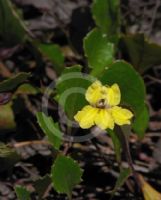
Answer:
[0,142,15,157]
[15,185,31,200]
[56,65,93,119]
[99,61,145,113]
[84,28,114,76]
[99,61,147,137]
[111,168,131,198]
[0,0,26,46]
[132,105,149,139]
[60,65,82,75]
[120,33,161,73]
[34,175,51,199]
[92,0,120,38]
[108,129,121,163]
[38,44,65,75]
[0,142,19,172]
[16,83,40,95]
[0,103,16,131]
[51,155,83,199]
[0,72,30,93]
[36,112,62,150]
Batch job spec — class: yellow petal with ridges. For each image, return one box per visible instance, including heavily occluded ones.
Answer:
[95,109,114,130]
[111,106,133,126]
[74,105,98,129]
[85,80,107,105]
[106,83,121,106]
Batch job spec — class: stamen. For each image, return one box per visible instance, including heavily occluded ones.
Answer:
[97,99,106,108]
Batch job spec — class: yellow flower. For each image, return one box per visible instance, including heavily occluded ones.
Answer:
[74,80,133,130]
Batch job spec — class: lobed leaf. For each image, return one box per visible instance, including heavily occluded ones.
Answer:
[99,61,148,138]
[120,33,161,73]
[16,83,40,95]
[0,103,16,131]
[56,65,94,119]
[15,185,31,200]
[0,0,26,46]
[84,28,114,76]
[0,142,19,173]
[36,112,62,150]
[92,0,120,39]
[132,105,149,139]
[34,175,51,199]
[111,168,131,198]
[51,155,83,199]
[0,72,30,93]
[38,44,65,75]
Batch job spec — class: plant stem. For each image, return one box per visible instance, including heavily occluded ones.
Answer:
[13,140,50,148]
[117,126,141,188]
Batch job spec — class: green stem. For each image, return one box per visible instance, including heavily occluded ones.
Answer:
[116,126,141,188]
[68,193,72,200]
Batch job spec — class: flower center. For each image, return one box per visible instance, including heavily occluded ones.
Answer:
[96,99,110,109]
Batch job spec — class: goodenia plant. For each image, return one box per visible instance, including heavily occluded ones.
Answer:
[35,0,151,199]
[5,0,160,199]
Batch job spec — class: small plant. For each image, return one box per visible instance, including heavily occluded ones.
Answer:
[0,0,161,199]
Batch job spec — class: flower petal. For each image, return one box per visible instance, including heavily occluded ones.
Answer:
[74,105,98,129]
[106,83,121,106]
[95,109,114,130]
[85,80,107,105]
[111,106,133,126]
